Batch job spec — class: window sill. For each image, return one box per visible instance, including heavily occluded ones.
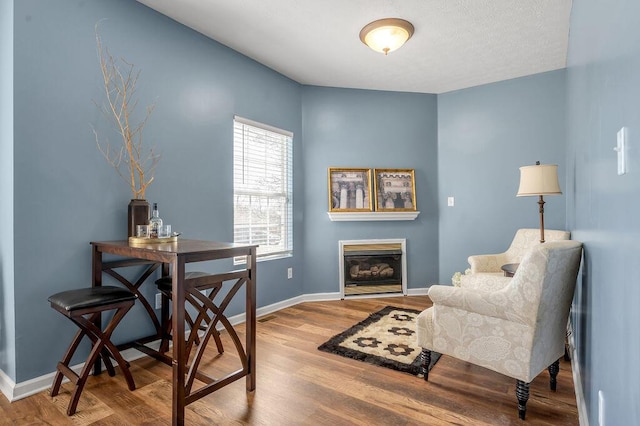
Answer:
[327,211,420,221]
[234,252,292,265]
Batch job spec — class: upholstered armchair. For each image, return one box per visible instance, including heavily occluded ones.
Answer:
[417,241,583,419]
[458,228,570,288]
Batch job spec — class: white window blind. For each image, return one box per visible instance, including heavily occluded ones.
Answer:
[233,116,293,260]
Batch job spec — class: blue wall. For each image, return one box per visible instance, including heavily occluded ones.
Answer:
[6,4,640,424]
[0,0,15,380]
[566,1,640,424]
[437,70,567,283]
[301,87,439,294]
[11,0,302,382]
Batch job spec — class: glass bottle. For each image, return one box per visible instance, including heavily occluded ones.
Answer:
[149,203,163,238]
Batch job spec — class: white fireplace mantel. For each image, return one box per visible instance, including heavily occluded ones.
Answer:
[327,211,420,221]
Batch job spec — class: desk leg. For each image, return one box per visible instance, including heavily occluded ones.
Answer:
[159,263,171,354]
[246,247,257,391]
[91,244,103,377]
[172,258,186,426]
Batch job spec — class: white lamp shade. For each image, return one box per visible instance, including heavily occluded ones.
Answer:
[360,19,414,55]
[517,164,562,196]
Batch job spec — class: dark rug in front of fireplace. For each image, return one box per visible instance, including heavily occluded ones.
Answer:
[318,305,440,376]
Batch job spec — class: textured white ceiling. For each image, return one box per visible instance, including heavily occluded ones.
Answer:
[136,0,572,94]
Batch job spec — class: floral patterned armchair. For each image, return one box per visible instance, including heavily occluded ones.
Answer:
[458,228,570,288]
[417,241,583,419]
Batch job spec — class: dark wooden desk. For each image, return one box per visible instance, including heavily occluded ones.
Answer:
[91,239,257,426]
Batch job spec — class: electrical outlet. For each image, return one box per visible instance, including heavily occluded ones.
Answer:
[287,267,293,279]
[155,293,162,309]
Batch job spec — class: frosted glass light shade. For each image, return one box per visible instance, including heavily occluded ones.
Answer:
[517,164,562,196]
[360,18,414,55]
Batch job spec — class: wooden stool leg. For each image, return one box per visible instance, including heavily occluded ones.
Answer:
[52,302,135,415]
[99,347,117,377]
[159,296,202,355]
[212,329,224,354]
[50,324,88,398]
[205,286,225,354]
[186,290,225,355]
[79,314,117,377]
[208,288,225,354]
[185,311,202,349]
[67,330,108,415]
[79,303,136,392]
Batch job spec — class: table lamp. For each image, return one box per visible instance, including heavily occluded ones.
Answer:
[516,161,562,243]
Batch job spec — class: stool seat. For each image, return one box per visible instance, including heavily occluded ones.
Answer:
[49,286,136,416]
[155,271,213,291]
[49,286,137,312]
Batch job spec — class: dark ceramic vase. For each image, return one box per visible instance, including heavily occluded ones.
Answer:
[128,199,150,237]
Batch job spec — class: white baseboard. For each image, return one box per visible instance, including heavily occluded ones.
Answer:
[0,292,341,402]
[1,288,427,403]
[0,368,16,401]
[3,361,84,402]
[568,323,589,426]
[4,340,164,403]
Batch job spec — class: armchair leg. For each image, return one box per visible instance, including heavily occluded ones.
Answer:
[421,349,431,381]
[516,380,530,420]
[548,359,560,391]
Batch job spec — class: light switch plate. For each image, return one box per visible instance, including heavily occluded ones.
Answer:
[447,197,455,207]
[615,127,627,175]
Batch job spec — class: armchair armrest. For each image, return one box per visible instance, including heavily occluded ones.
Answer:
[427,285,528,325]
[468,253,508,273]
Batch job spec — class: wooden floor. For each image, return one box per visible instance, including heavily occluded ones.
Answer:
[0,296,579,425]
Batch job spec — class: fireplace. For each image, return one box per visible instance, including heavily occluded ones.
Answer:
[339,239,406,297]
[344,248,402,286]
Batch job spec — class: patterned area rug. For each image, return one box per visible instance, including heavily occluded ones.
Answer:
[318,306,440,376]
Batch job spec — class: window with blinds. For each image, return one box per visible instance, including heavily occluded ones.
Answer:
[233,116,293,261]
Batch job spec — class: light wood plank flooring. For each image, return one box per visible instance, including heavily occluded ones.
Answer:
[0,296,579,425]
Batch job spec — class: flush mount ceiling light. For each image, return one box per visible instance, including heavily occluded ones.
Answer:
[359,18,415,55]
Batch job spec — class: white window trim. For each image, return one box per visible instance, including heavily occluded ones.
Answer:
[233,116,293,264]
[234,115,294,138]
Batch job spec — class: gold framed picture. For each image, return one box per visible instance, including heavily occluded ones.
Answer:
[328,168,373,212]
[373,169,417,211]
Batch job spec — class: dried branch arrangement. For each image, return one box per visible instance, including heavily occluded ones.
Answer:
[93,27,160,199]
